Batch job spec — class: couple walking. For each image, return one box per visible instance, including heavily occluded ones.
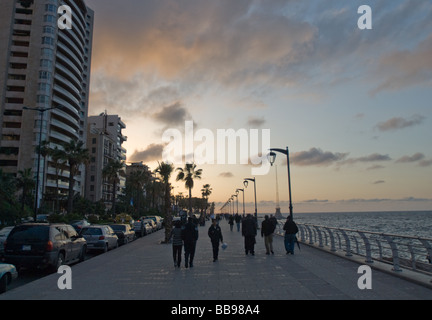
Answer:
[169,218,198,268]
[257,214,300,255]
[169,217,225,267]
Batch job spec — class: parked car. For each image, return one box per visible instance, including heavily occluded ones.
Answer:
[80,225,118,252]
[146,216,163,230]
[0,226,15,257]
[133,219,146,237]
[110,224,135,245]
[70,219,90,232]
[144,219,157,232]
[0,263,18,294]
[134,218,154,237]
[3,223,87,271]
[143,221,153,235]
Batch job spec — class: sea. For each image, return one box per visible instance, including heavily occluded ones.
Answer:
[258,211,432,239]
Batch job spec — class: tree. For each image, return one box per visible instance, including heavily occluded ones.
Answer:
[49,146,66,213]
[200,183,212,220]
[102,159,124,215]
[58,140,90,215]
[0,169,20,225]
[122,166,152,217]
[155,161,174,243]
[175,163,202,216]
[16,168,35,213]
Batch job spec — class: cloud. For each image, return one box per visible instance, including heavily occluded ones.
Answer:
[396,152,425,163]
[291,148,348,167]
[371,34,432,95]
[418,159,432,167]
[376,115,425,132]
[128,143,166,162]
[246,116,266,128]
[219,172,234,178]
[373,180,385,185]
[151,101,192,128]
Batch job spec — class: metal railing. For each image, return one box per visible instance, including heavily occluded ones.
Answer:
[274,222,432,275]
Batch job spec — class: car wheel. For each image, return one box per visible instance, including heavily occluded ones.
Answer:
[79,246,86,262]
[0,274,9,294]
[103,243,108,253]
[53,252,65,272]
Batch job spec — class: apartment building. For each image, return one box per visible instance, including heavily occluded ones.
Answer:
[0,0,93,210]
[85,112,127,209]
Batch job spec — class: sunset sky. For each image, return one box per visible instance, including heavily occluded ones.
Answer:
[84,0,432,213]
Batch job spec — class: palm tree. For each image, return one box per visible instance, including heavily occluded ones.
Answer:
[200,183,212,220]
[16,168,35,213]
[126,168,151,216]
[59,140,90,215]
[102,159,124,215]
[49,146,66,213]
[176,162,202,216]
[155,161,174,242]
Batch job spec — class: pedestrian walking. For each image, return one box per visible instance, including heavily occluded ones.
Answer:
[182,217,199,268]
[261,215,275,254]
[228,215,234,231]
[234,213,242,232]
[242,214,257,255]
[208,219,224,262]
[169,220,183,268]
[283,215,299,255]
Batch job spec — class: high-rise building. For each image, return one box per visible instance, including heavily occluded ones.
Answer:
[85,112,127,208]
[0,0,94,211]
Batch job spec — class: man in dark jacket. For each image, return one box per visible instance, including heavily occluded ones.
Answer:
[242,214,257,255]
[261,215,275,254]
[182,217,199,267]
[208,219,223,262]
[283,216,298,255]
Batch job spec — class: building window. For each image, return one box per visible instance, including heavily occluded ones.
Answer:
[43,26,55,35]
[8,74,26,80]
[0,147,19,155]
[39,70,51,80]
[11,51,29,58]
[0,160,18,166]
[7,86,25,92]
[42,36,55,46]
[40,59,53,68]
[10,63,27,69]
[44,15,56,23]
[2,135,20,141]
[5,98,24,104]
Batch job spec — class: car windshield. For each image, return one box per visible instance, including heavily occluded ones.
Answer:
[0,227,14,237]
[7,225,49,242]
[110,225,126,231]
[81,228,102,235]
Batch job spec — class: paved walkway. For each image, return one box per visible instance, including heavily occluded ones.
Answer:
[1,220,432,300]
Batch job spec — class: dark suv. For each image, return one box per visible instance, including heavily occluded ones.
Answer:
[3,223,87,271]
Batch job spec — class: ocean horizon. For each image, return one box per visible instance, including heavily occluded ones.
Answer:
[253,210,432,239]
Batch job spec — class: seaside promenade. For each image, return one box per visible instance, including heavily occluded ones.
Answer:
[1,219,432,301]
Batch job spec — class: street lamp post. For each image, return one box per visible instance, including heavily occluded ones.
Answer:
[232,194,238,215]
[243,177,257,226]
[268,147,293,219]
[23,105,62,220]
[236,188,245,217]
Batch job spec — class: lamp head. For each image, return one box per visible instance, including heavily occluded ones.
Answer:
[268,151,277,166]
